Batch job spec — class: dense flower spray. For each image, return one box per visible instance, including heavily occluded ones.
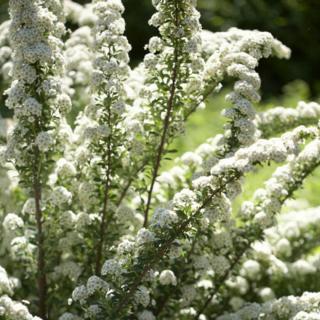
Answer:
[0,1,319,320]
[4,0,70,318]
[71,0,133,274]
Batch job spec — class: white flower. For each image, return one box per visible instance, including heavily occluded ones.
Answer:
[51,186,72,206]
[237,303,261,319]
[35,131,54,151]
[147,36,162,53]
[136,228,155,245]
[197,279,213,290]
[212,255,231,276]
[87,304,102,317]
[76,212,92,229]
[252,241,272,259]
[293,311,320,320]
[56,93,72,113]
[59,313,80,320]
[117,239,135,254]
[0,267,13,295]
[56,158,77,177]
[143,53,158,69]
[274,238,292,257]
[101,259,123,277]
[226,276,249,295]
[181,151,202,166]
[173,188,197,210]
[134,286,150,307]
[0,294,35,319]
[150,208,178,228]
[2,213,23,231]
[86,276,109,295]
[229,297,245,311]
[241,260,261,280]
[72,285,88,304]
[54,261,81,281]
[193,255,211,271]
[291,260,316,275]
[259,287,275,302]
[21,198,36,215]
[23,97,42,116]
[159,270,177,286]
[138,310,156,320]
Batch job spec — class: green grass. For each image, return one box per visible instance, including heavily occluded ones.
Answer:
[165,80,320,211]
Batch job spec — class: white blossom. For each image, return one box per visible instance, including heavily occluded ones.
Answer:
[159,270,177,286]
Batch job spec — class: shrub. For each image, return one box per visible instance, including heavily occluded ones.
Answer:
[0,0,320,319]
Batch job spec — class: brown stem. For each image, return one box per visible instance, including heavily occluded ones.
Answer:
[184,83,218,120]
[116,71,217,211]
[143,1,180,227]
[117,179,131,207]
[94,177,111,275]
[95,112,113,275]
[32,146,47,320]
[116,161,147,207]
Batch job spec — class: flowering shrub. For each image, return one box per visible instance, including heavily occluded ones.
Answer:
[0,0,320,319]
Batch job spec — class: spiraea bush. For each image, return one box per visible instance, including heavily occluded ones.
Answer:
[0,0,320,319]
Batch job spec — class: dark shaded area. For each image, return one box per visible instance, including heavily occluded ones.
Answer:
[198,0,320,98]
[0,0,319,98]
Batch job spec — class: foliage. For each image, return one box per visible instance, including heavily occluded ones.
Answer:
[0,1,320,320]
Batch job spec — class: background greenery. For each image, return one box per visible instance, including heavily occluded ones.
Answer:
[0,0,319,208]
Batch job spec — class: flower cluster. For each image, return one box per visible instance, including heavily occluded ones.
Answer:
[0,20,12,83]
[1,0,73,318]
[60,0,135,278]
[0,1,319,320]
[64,25,94,106]
[257,101,320,137]
[0,265,40,320]
[204,28,290,152]
[5,0,67,163]
[64,0,97,26]
[217,292,320,320]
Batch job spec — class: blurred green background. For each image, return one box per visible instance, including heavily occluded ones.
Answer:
[0,0,320,207]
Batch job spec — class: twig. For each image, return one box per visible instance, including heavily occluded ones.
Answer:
[95,108,113,275]
[32,145,47,319]
[143,0,180,227]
